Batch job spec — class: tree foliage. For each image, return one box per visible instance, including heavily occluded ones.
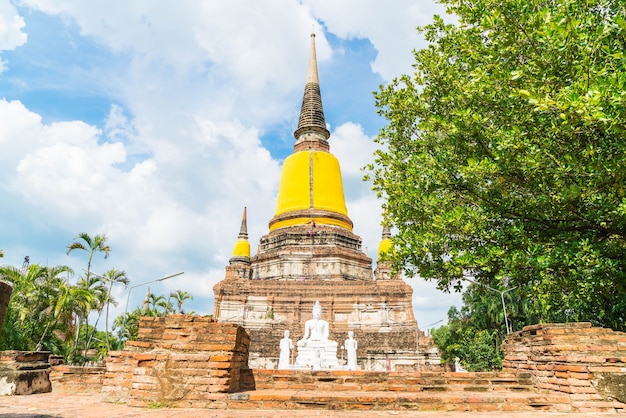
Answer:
[370,0,626,330]
[0,264,75,352]
[432,306,503,371]
[1,232,194,363]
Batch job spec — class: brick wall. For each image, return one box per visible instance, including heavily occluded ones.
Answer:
[502,322,626,412]
[102,315,250,408]
[240,368,533,393]
[50,365,105,393]
[0,351,51,395]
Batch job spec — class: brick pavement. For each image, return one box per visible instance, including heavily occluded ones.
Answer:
[0,393,619,418]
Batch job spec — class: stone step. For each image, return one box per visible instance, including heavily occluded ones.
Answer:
[241,370,536,393]
[226,389,574,412]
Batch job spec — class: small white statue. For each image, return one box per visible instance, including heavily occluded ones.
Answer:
[278,330,293,369]
[344,331,358,370]
[455,357,467,372]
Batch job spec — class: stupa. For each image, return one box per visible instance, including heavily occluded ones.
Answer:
[213,34,420,370]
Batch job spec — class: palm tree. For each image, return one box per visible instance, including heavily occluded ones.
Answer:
[0,264,75,352]
[146,293,170,316]
[99,268,129,351]
[169,290,193,314]
[114,309,141,341]
[66,232,110,282]
[66,232,111,353]
[75,274,106,353]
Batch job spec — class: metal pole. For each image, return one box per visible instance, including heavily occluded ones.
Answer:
[120,272,184,339]
[500,291,510,334]
[463,278,517,334]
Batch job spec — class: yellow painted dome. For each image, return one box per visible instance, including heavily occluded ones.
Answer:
[232,239,250,258]
[271,150,350,231]
[378,225,393,258]
[378,238,393,257]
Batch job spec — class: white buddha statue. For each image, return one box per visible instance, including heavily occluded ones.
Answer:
[294,301,339,369]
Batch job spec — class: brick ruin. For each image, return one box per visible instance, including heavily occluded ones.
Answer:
[0,351,51,396]
[101,315,249,408]
[502,322,626,412]
[39,316,624,413]
[214,265,423,370]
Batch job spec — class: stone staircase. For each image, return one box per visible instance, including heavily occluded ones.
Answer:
[226,369,577,412]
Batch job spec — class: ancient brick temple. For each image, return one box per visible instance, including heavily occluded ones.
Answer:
[213,34,424,369]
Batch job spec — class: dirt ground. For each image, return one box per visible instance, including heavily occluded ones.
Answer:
[0,392,621,418]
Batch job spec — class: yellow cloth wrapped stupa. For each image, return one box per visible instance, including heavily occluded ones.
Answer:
[269,34,352,232]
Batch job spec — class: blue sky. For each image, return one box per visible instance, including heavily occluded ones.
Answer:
[0,0,461,332]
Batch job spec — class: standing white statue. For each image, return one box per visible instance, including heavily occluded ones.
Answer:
[344,330,358,370]
[294,301,339,369]
[278,330,293,369]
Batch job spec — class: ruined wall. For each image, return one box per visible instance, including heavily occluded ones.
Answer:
[102,315,249,408]
[50,365,105,393]
[0,351,51,395]
[502,322,626,412]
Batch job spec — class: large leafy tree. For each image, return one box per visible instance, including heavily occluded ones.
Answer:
[371,0,626,330]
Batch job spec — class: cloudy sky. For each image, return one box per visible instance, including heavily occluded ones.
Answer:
[0,0,462,332]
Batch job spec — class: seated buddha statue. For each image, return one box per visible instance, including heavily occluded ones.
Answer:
[295,301,338,369]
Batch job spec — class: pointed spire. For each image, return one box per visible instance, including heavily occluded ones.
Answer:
[294,33,330,142]
[238,207,248,240]
[143,287,151,312]
[306,33,320,84]
[230,206,251,265]
[378,224,393,258]
[382,225,391,240]
[375,225,393,280]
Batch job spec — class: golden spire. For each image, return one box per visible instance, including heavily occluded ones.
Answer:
[378,225,393,258]
[230,207,251,264]
[269,34,352,232]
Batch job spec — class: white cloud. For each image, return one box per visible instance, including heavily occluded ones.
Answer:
[19,0,332,128]
[0,0,27,73]
[303,0,448,81]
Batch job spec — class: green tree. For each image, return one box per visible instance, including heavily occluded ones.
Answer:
[99,268,129,351]
[74,274,106,354]
[169,289,193,314]
[114,309,141,342]
[66,233,111,350]
[432,306,503,371]
[370,0,626,330]
[145,293,171,316]
[0,264,76,352]
[66,233,111,277]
